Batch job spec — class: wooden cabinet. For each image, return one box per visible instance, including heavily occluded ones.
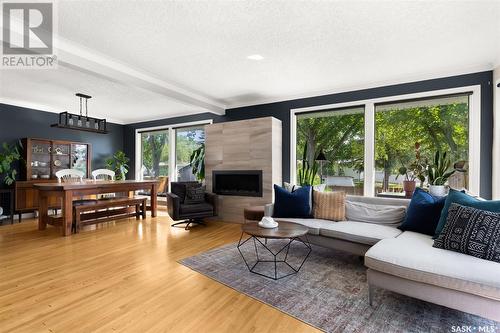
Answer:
[22,138,91,181]
[15,138,92,213]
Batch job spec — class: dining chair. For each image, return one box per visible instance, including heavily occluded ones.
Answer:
[55,169,84,183]
[91,169,115,181]
[54,169,96,232]
[92,169,117,199]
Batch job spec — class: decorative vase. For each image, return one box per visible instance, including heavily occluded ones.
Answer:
[402,180,416,198]
[429,185,448,197]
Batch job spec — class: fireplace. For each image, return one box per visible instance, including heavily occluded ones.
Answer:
[212,170,263,197]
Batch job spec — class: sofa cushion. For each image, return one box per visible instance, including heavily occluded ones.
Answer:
[273,218,333,236]
[313,191,346,221]
[319,221,402,245]
[273,184,312,218]
[185,183,205,204]
[180,203,213,215]
[345,200,406,225]
[365,231,500,300]
[399,187,446,236]
[434,189,500,238]
[434,203,500,263]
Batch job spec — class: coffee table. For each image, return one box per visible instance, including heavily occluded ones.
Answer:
[237,221,312,280]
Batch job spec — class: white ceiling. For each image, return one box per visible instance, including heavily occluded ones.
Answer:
[2,1,500,124]
[0,66,207,124]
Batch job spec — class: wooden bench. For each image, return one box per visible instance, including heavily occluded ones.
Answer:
[74,197,147,233]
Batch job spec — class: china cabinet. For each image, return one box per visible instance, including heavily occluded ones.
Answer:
[15,138,92,216]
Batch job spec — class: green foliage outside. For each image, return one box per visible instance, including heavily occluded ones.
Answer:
[141,128,204,180]
[296,101,468,191]
[141,132,169,178]
[297,109,364,185]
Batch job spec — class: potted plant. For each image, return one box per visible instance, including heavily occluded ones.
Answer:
[427,150,455,196]
[189,143,205,181]
[105,151,130,180]
[0,142,22,187]
[396,143,426,198]
[0,142,22,219]
[297,144,319,186]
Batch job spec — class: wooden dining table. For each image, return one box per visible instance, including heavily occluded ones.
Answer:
[34,180,159,236]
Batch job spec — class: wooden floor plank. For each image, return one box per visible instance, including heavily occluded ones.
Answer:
[0,215,319,333]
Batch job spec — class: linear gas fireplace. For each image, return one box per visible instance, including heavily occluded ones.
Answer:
[212,170,263,197]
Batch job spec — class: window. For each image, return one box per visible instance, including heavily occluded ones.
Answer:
[296,107,364,194]
[291,86,480,197]
[175,126,205,182]
[374,94,469,196]
[140,130,169,180]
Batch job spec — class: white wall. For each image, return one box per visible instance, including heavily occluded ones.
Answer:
[493,66,500,199]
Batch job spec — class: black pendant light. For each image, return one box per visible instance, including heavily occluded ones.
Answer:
[51,93,108,134]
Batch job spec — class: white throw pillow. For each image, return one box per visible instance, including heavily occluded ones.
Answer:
[345,200,406,225]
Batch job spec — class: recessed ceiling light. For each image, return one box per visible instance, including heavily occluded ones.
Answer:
[247,54,264,61]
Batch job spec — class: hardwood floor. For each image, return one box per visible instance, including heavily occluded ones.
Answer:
[0,214,319,333]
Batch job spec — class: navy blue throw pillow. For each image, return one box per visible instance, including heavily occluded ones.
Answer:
[398,187,446,236]
[273,184,312,218]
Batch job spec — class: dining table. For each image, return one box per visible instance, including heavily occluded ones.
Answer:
[34,179,159,236]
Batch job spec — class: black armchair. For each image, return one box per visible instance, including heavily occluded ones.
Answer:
[166,182,218,229]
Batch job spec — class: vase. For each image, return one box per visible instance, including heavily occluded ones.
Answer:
[403,180,416,198]
[429,185,448,197]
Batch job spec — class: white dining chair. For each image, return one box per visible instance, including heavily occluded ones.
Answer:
[91,169,115,181]
[55,169,84,183]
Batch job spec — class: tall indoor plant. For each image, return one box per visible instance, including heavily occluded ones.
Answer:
[105,151,130,180]
[297,144,319,186]
[427,150,455,196]
[189,143,205,181]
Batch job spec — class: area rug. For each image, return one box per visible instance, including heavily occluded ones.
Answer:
[180,240,499,333]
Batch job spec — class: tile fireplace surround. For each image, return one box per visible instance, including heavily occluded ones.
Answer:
[205,117,282,222]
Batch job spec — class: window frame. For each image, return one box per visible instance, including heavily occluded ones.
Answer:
[135,119,212,189]
[290,85,481,197]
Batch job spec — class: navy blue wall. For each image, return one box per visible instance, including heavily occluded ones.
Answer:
[0,103,124,169]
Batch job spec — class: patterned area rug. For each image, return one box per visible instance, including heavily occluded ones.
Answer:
[180,239,499,333]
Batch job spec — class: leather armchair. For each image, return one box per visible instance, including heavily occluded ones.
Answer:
[166,182,218,229]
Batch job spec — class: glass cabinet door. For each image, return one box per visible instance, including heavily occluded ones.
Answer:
[71,144,89,177]
[51,143,71,178]
[30,140,51,180]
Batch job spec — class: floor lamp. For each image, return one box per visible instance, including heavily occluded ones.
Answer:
[316,149,327,184]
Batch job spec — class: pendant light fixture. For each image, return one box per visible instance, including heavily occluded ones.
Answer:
[51,93,108,134]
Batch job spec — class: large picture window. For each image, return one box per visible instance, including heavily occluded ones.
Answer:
[296,107,364,194]
[292,87,479,197]
[374,94,469,196]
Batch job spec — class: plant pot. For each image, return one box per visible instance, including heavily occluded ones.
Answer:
[403,180,416,198]
[429,185,448,197]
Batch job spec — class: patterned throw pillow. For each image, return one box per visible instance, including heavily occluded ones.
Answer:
[313,191,346,221]
[433,203,500,263]
[185,184,206,204]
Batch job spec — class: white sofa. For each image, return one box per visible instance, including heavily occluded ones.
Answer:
[265,195,500,321]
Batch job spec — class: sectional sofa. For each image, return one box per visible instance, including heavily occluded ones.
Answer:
[265,195,500,321]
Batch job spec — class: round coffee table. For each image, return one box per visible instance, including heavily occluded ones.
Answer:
[237,221,312,280]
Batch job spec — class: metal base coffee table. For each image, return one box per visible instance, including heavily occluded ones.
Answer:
[237,221,312,280]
